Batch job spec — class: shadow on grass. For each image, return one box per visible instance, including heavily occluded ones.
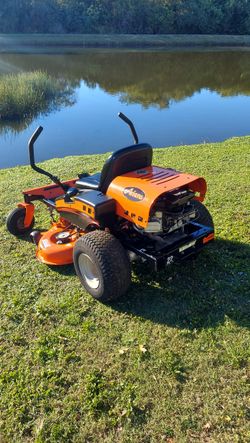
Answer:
[19,234,250,330]
[113,239,250,330]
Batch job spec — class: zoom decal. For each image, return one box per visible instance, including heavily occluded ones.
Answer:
[123,187,145,202]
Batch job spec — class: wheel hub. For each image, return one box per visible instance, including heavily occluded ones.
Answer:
[78,253,100,289]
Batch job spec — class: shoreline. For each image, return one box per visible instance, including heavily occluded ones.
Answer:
[1,34,250,52]
[1,135,249,171]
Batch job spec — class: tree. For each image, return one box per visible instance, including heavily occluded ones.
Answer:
[0,0,250,35]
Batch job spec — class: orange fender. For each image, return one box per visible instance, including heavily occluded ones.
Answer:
[17,203,35,228]
[107,166,206,228]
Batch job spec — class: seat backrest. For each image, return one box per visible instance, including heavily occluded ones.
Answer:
[99,143,153,193]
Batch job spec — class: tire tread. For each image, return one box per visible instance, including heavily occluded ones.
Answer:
[193,200,214,229]
[6,207,34,236]
[74,230,131,301]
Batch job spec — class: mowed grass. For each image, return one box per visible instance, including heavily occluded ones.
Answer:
[0,137,249,442]
[0,71,73,121]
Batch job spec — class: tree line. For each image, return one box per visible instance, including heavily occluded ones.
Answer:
[0,0,250,34]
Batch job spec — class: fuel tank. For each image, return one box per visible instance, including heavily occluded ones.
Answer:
[106,166,206,228]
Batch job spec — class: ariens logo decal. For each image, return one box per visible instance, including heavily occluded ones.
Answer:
[123,187,145,202]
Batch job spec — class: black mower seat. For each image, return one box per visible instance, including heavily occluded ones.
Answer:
[76,172,101,190]
[76,143,152,193]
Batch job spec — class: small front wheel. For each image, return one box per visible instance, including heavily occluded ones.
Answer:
[6,208,34,236]
[73,230,131,302]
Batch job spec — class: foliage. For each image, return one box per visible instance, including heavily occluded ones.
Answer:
[0,70,74,121]
[0,0,250,34]
[0,136,249,442]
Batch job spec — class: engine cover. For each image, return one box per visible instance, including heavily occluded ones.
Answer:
[107,166,207,229]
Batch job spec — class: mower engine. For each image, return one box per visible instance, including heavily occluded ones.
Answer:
[144,188,196,235]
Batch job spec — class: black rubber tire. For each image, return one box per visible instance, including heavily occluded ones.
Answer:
[73,230,131,302]
[6,207,35,236]
[192,200,214,229]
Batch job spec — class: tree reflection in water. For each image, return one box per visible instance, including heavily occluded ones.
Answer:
[1,50,250,112]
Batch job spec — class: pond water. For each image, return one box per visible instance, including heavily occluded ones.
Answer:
[1,49,250,168]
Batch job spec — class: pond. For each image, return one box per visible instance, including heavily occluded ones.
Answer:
[1,49,250,168]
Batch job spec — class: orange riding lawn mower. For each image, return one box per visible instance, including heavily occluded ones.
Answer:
[7,113,214,302]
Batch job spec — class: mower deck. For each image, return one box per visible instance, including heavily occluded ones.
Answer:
[35,223,79,265]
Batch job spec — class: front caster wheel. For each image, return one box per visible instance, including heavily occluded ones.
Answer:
[6,208,35,236]
[73,230,131,302]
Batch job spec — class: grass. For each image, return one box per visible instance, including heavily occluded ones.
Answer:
[1,34,250,52]
[0,70,74,121]
[0,136,249,442]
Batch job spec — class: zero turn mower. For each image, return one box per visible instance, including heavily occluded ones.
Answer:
[7,113,214,301]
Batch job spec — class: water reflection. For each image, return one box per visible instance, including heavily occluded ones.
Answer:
[0,50,250,168]
[1,51,250,109]
[0,75,76,135]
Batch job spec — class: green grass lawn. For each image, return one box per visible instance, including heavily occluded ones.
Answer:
[0,137,249,442]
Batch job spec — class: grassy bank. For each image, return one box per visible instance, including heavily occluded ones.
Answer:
[1,34,250,52]
[0,137,249,442]
[0,71,73,121]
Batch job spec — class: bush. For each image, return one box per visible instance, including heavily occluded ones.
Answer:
[0,70,73,121]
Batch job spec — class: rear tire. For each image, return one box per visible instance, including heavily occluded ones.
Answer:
[73,230,131,302]
[192,200,214,229]
[187,200,214,261]
[6,208,35,236]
